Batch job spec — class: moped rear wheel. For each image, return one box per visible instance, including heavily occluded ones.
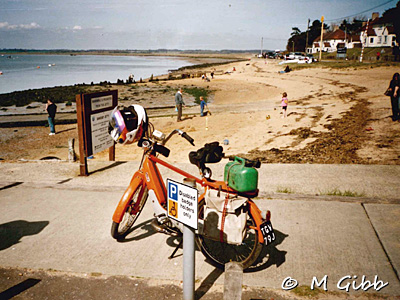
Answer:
[111,185,148,240]
[196,208,263,270]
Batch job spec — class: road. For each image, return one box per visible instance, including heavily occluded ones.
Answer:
[0,161,399,298]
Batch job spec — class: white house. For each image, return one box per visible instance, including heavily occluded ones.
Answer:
[307,29,360,54]
[307,12,397,54]
[359,17,397,48]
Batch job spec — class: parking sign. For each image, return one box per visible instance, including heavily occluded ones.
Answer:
[167,179,198,229]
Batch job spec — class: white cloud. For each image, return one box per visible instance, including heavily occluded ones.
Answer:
[73,25,82,30]
[19,22,40,29]
[0,22,10,29]
[0,21,40,30]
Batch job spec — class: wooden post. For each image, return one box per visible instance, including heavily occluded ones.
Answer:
[109,142,115,161]
[305,18,310,53]
[68,138,76,162]
[76,94,89,176]
[319,16,324,62]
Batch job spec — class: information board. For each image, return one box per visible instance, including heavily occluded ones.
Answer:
[167,179,198,229]
[76,90,118,176]
[90,110,115,154]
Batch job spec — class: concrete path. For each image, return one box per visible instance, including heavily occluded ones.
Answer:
[0,161,399,297]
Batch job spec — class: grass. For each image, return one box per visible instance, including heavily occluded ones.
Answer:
[322,188,365,197]
[291,285,325,297]
[276,186,294,194]
[289,47,399,71]
[0,85,91,107]
[183,86,211,104]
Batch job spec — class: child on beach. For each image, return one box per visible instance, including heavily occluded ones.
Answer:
[200,96,207,117]
[281,92,288,118]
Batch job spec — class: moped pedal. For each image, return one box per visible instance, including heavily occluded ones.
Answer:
[150,219,182,237]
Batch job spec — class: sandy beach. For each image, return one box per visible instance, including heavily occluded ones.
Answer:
[0,56,399,165]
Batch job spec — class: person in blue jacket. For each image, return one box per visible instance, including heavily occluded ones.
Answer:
[200,96,208,117]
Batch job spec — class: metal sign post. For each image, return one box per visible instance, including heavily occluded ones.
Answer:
[167,178,198,300]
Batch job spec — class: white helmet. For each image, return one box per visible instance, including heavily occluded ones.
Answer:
[108,105,148,145]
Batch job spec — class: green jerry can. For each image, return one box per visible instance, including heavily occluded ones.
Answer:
[224,156,258,192]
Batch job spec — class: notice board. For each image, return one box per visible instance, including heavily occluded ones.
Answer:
[76,90,118,176]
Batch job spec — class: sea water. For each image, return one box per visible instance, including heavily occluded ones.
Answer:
[0,54,194,94]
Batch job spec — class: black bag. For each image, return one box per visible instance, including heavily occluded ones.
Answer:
[384,87,393,97]
[189,142,224,167]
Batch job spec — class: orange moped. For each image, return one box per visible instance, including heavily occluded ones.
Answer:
[111,128,275,269]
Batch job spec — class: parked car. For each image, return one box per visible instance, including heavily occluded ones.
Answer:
[285,52,305,60]
[284,52,314,64]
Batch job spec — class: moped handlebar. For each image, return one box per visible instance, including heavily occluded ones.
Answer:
[163,129,195,146]
[181,132,195,146]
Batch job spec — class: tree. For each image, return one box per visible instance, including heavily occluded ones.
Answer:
[291,27,302,36]
[286,20,329,52]
[339,17,365,35]
[382,0,400,44]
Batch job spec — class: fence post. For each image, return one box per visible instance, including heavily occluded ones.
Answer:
[224,262,243,300]
[68,138,76,162]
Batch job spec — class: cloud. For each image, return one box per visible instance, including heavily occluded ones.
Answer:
[0,22,10,29]
[20,22,40,29]
[73,25,82,30]
[0,21,40,30]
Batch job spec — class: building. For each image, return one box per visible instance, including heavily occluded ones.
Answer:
[307,29,360,54]
[359,14,397,48]
[307,13,397,54]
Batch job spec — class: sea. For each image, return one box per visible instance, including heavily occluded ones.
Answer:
[0,54,195,94]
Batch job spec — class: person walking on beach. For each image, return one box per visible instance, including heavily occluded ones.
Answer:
[388,73,399,121]
[175,88,185,122]
[45,98,57,135]
[200,96,208,117]
[281,92,288,118]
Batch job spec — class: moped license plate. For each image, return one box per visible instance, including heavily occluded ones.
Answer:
[260,220,276,245]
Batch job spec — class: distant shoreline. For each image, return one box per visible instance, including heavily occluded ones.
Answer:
[0,49,254,61]
[0,54,244,109]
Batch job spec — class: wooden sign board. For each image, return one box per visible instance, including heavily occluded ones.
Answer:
[76,90,118,176]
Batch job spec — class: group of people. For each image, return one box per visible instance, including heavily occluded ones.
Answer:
[175,87,288,122]
[388,72,400,121]
[174,88,208,122]
[44,71,399,136]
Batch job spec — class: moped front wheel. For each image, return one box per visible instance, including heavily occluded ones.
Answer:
[111,184,148,240]
[196,208,263,270]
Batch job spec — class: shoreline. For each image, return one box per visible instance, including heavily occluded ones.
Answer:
[0,54,242,99]
[0,49,255,59]
[0,58,399,165]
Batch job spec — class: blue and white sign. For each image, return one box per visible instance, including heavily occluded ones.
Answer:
[167,179,198,229]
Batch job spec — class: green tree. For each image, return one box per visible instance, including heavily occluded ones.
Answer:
[339,18,365,35]
[286,20,329,52]
[382,0,400,43]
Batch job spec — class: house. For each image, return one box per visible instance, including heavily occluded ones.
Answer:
[359,13,397,48]
[307,12,397,54]
[307,29,360,54]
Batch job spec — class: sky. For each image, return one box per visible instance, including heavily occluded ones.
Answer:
[0,0,398,51]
